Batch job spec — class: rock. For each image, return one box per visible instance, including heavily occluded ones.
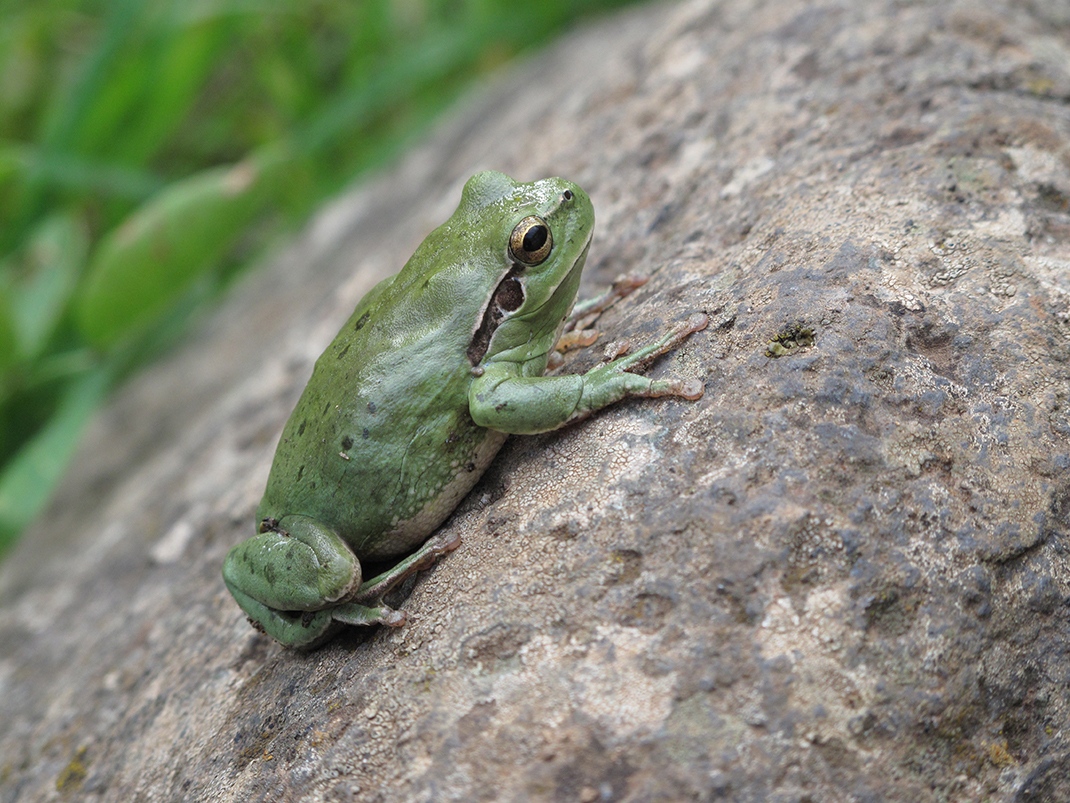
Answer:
[2,0,1069,800]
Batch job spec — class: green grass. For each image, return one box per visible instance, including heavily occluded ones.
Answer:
[0,0,642,556]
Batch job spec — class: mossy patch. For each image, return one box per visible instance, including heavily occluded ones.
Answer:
[55,746,88,793]
[765,325,815,357]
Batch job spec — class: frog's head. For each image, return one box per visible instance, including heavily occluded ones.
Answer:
[462,171,595,370]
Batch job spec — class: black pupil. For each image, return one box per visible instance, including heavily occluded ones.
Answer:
[522,225,548,253]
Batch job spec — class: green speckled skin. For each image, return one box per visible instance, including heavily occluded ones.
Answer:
[223,171,708,648]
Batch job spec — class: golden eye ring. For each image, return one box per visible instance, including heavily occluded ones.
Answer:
[509,216,553,265]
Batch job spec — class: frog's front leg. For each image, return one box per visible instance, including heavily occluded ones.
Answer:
[223,515,396,648]
[471,312,709,434]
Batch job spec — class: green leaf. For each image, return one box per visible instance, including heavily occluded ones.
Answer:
[0,365,112,555]
[0,141,164,200]
[74,150,289,349]
[0,145,19,185]
[7,213,88,360]
[0,289,17,378]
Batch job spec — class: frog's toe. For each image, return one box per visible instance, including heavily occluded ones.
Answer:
[332,602,406,627]
[379,607,407,627]
[438,530,463,554]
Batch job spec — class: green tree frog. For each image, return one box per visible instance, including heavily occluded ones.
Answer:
[223,171,708,648]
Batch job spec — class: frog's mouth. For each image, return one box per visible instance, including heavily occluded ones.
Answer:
[547,235,592,312]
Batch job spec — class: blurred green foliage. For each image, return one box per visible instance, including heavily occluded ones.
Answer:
[0,0,641,555]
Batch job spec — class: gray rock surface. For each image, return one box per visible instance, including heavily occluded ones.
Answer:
[3,0,1070,800]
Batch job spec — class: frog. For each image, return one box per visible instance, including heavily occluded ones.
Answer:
[223,171,708,648]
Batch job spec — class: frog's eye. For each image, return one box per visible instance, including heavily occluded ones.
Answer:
[509,216,553,266]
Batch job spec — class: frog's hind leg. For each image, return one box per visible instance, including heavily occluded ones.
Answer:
[348,530,462,607]
[224,515,374,648]
[327,531,461,630]
[225,586,341,649]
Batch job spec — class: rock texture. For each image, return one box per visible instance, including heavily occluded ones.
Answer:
[3,0,1070,800]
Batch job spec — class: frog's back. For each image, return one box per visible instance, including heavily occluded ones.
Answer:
[257,278,504,561]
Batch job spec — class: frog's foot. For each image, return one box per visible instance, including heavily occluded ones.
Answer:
[333,531,461,628]
[350,530,462,605]
[550,311,708,421]
[587,312,708,372]
[620,312,709,369]
[617,312,709,400]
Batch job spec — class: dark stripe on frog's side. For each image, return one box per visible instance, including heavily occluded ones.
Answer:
[467,262,526,366]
